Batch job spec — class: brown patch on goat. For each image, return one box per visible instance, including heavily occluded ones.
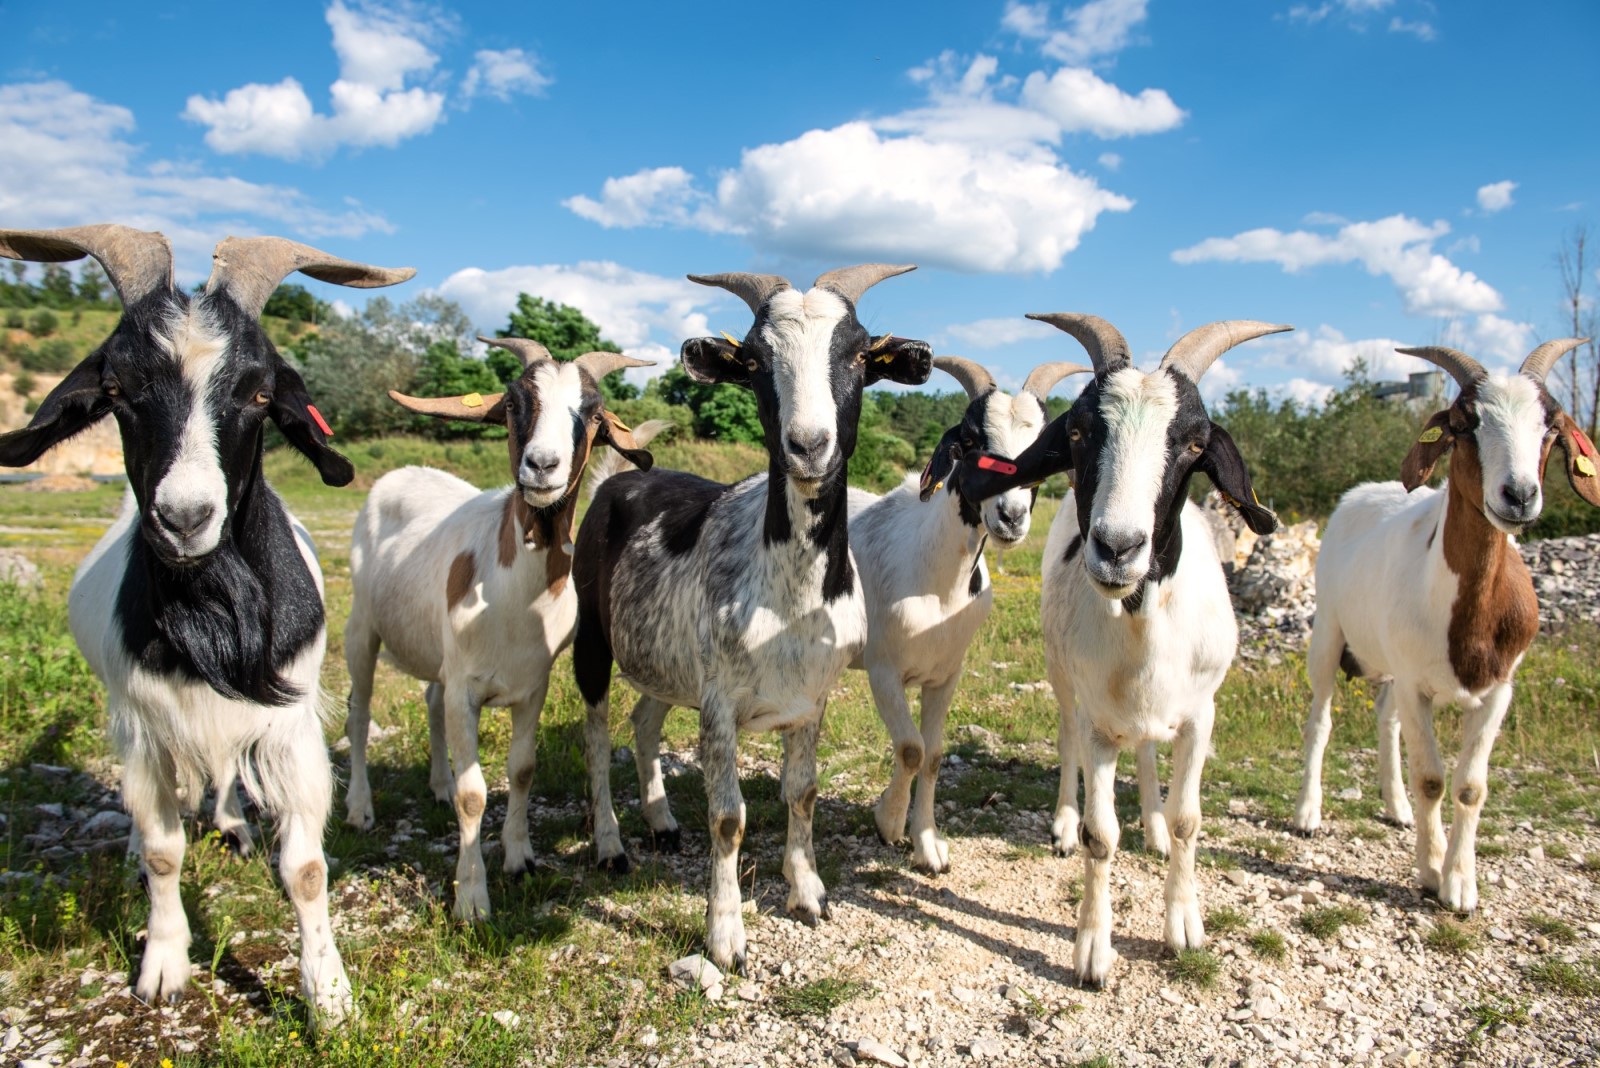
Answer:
[513,764,535,792]
[1457,783,1483,807]
[458,791,485,820]
[144,854,177,877]
[1438,438,1539,692]
[498,493,535,568]
[1170,813,1197,843]
[292,860,326,904]
[446,552,476,609]
[1079,825,1110,860]
[898,742,923,773]
[715,816,742,847]
[1420,776,1445,801]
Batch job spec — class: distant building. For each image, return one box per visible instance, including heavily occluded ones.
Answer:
[1372,371,1445,402]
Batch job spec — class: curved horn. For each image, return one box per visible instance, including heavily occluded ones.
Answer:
[1026,313,1132,377]
[687,271,792,315]
[0,224,173,305]
[812,263,916,304]
[1022,361,1094,399]
[1520,337,1590,384]
[575,350,657,381]
[1162,320,1293,383]
[1395,345,1488,390]
[933,356,996,399]
[479,335,552,368]
[387,389,503,422]
[206,236,415,319]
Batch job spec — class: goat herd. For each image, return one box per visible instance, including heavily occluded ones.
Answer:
[1,224,1596,1031]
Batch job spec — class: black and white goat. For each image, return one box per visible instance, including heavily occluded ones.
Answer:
[848,356,1089,872]
[342,339,654,921]
[571,265,932,972]
[959,314,1285,986]
[0,224,413,1023]
[1292,340,1599,913]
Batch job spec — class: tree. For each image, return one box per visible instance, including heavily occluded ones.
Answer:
[38,265,75,309]
[1556,224,1600,438]
[75,262,111,307]
[263,283,333,324]
[497,294,639,401]
[652,365,763,444]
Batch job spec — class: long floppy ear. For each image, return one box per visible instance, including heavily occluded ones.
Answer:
[681,336,750,386]
[268,358,354,487]
[865,335,933,386]
[1199,422,1277,535]
[597,410,655,471]
[0,354,112,467]
[1400,409,1456,492]
[1551,411,1600,507]
[957,414,1074,502]
[387,389,508,425]
[918,425,963,502]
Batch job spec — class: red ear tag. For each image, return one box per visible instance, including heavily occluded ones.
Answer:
[1574,429,1597,459]
[307,404,333,437]
[976,455,1018,476]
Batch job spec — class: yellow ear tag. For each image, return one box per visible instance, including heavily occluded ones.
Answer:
[609,414,632,432]
[461,393,483,408]
[1577,455,1597,477]
[1251,487,1261,505]
[869,332,895,351]
[719,330,742,347]
[1418,426,1444,443]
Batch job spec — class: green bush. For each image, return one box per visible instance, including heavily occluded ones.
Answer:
[26,310,58,337]
[3,309,23,329]
[18,339,77,373]
[12,369,35,396]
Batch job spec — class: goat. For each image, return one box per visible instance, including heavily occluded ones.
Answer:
[959,314,1286,986]
[571,265,932,972]
[0,224,413,1024]
[847,355,1089,872]
[1292,340,1599,913]
[342,339,655,921]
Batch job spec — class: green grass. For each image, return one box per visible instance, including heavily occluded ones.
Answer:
[1247,929,1288,962]
[1465,999,1530,1042]
[770,978,867,1019]
[1524,913,1578,945]
[1526,957,1600,998]
[1299,905,1367,940]
[1164,948,1221,989]
[1422,919,1478,955]
[1204,906,1249,936]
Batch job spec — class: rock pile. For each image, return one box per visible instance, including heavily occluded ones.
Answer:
[1519,532,1600,629]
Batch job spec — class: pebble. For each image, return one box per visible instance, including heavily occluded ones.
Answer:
[854,1038,908,1067]
[668,955,724,993]
[1223,868,1250,887]
[967,1037,1006,1060]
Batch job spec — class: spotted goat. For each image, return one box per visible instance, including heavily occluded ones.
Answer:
[342,338,656,921]
[959,314,1287,986]
[0,224,413,1024]
[572,265,932,972]
[1292,340,1600,912]
[847,355,1089,873]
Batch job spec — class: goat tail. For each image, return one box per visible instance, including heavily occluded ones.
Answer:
[585,418,672,500]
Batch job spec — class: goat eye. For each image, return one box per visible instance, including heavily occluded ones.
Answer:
[745,358,759,371]
[1189,441,1204,454]
[1068,428,1082,443]
[254,390,272,406]
[105,383,121,398]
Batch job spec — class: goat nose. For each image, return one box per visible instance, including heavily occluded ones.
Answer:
[997,500,1027,525]
[1092,528,1146,565]
[1501,482,1537,511]
[524,451,561,475]
[156,501,215,538]
[786,428,832,461]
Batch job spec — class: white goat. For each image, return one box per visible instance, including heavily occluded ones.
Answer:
[1293,340,1599,913]
[343,339,654,921]
[848,355,1089,872]
[0,225,414,1025]
[959,314,1286,986]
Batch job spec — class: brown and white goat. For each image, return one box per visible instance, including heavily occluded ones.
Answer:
[1293,340,1600,913]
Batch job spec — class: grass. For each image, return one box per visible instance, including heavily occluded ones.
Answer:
[1164,948,1221,989]
[1204,906,1249,936]
[769,978,867,1018]
[1422,919,1478,955]
[1526,957,1600,998]
[1465,999,1530,1042]
[1247,929,1288,962]
[1524,913,1578,944]
[1299,905,1368,940]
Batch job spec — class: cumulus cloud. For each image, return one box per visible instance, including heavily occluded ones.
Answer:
[1286,1,1435,40]
[945,316,1060,348]
[563,167,704,229]
[1019,67,1184,138]
[1002,0,1149,65]
[1476,180,1516,213]
[1098,152,1122,171]
[0,80,390,277]
[1171,213,1502,317]
[184,1,547,160]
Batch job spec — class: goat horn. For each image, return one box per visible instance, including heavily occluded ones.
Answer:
[0,224,173,306]
[1395,345,1488,390]
[575,350,656,381]
[933,356,996,399]
[1022,361,1094,399]
[479,335,552,368]
[1026,313,1132,377]
[687,271,791,315]
[1519,337,1590,384]
[1162,321,1293,383]
[812,263,916,305]
[205,236,415,319]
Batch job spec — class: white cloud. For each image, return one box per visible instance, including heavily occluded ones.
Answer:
[1301,210,1348,226]
[1286,1,1434,40]
[945,316,1059,348]
[1387,17,1436,40]
[1003,0,1149,65]
[461,48,550,101]
[1476,180,1516,214]
[1445,313,1537,368]
[1019,67,1185,138]
[1098,151,1122,171]
[0,80,390,277]
[563,167,703,229]
[1279,377,1336,407]
[1172,213,1502,317]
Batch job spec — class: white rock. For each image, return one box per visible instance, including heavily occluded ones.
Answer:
[855,1038,909,1067]
[492,1010,521,1029]
[668,954,724,993]
[1222,869,1250,887]
[81,810,132,837]
[968,1036,1006,1060]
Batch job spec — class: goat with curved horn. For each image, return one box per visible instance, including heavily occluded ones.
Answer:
[479,335,553,367]
[1162,321,1293,383]
[1520,338,1590,384]
[687,271,792,315]
[206,235,416,319]
[1394,345,1487,390]
[813,263,917,305]
[575,350,655,381]
[0,223,173,306]
[933,356,995,399]
[1026,313,1132,377]
[1023,361,1094,399]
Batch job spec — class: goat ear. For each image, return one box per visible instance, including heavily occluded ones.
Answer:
[957,414,1073,502]
[0,354,112,468]
[1200,422,1277,535]
[387,389,508,425]
[681,337,749,386]
[1400,409,1456,492]
[918,425,963,502]
[268,358,355,487]
[1551,411,1600,507]
[865,336,933,386]
[597,410,655,471]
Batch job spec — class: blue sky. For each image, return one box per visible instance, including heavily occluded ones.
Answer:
[3,0,1597,404]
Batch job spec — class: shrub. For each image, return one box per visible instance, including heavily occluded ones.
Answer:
[19,339,77,373]
[27,310,58,337]
[12,369,36,396]
[3,309,23,329]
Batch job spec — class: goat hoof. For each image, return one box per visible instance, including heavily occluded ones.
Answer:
[651,827,682,854]
[596,852,633,876]
[731,952,748,978]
